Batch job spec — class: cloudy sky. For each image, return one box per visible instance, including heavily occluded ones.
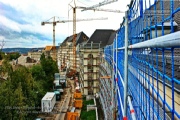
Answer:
[0,0,131,48]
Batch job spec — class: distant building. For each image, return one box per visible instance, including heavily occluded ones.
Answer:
[43,46,57,60]
[28,46,57,61]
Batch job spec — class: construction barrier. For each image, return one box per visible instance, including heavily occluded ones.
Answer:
[103,0,180,120]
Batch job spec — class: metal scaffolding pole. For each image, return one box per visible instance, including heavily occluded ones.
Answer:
[123,10,129,118]
[129,31,180,48]
[112,43,115,119]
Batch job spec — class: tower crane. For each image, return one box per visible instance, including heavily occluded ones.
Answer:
[67,0,120,72]
[68,0,109,72]
[81,0,124,13]
[82,0,118,11]
[82,8,124,13]
[41,16,107,61]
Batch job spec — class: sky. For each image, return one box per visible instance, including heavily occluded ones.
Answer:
[0,0,131,48]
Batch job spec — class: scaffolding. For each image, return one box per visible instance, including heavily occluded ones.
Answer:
[102,0,180,120]
[99,57,114,120]
[58,42,74,71]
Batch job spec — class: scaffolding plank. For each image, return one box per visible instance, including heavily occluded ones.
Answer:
[100,76,111,79]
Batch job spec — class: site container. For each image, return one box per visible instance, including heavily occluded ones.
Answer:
[41,92,56,112]
[66,112,79,120]
[74,93,82,99]
[74,100,83,108]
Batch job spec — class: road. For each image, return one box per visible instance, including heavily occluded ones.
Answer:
[55,78,75,120]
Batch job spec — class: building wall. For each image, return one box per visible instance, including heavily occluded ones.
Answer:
[58,44,79,71]
[28,52,42,61]
[79,48,100,96]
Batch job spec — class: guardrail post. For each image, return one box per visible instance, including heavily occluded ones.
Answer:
[123,10,129,119]
[128,95,136,120]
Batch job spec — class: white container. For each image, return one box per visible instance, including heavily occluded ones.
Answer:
[41,92,56,112]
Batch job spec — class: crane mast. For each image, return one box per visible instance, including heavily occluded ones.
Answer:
[73,7,77,71]
[53,17,55,46]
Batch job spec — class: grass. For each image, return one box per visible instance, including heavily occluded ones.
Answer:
[80,98,96,120]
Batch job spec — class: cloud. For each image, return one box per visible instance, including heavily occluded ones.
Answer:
[0,15,22,32]
[0,36,5,40]
[0,0,131,48]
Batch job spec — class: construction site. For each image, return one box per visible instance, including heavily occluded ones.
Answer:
[14,0,180,120]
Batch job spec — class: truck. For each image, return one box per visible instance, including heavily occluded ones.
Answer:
[54,90,61,101]
[41,92,56,112]
[53,79,64,93]
[54,73,60,80]
[60,75,66,88]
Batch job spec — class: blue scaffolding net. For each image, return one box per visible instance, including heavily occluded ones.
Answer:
[104,0,180,120]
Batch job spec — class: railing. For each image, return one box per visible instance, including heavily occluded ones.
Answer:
[103,0,180,120]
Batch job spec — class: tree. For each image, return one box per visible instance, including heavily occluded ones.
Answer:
[31,65,46,81]
[40,54,58,90]
[0,62,36,119]
[13,82,26,120]
[0,55,59,119]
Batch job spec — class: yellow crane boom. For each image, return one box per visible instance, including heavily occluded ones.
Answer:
[41,16,107,61]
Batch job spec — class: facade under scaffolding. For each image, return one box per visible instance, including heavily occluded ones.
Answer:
[78,29,116,95]
[58,32,88,71]
[78,42,101,95]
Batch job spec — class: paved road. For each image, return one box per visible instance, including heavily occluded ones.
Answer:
[55,79,75,120]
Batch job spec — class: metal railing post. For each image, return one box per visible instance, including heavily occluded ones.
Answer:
[123,10,129,119]
[112,44,115,119]
[128,96,136,120]
[115,33,119,119]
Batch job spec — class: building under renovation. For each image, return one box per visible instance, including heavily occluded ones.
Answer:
[58,29,116,95]
[58,31,88,71]
[78,29,116,95]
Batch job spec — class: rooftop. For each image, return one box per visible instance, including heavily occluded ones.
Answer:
[61,31,89,46]
[42,92,55,101]
[84,29,117,48]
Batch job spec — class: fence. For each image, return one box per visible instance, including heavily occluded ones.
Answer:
[104,0,180,120]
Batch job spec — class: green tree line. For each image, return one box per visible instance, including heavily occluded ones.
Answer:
[0,53,58,120]
[0,51,21,61]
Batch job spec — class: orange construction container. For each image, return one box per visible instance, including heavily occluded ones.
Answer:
[67,112,79,120]
[74,100,83,108]
[74,93,82,99]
